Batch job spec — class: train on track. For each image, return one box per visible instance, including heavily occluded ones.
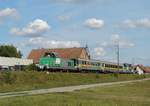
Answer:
[38,52,133,73]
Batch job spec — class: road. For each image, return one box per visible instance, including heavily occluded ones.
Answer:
[0,78,150,99]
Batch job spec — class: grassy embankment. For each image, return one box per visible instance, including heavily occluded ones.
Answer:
[0,71,149,93]
[0,79,150,106]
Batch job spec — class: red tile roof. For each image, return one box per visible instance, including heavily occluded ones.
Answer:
[28,47,87,64]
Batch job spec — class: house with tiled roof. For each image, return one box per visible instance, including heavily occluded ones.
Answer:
[28,47,90,64]
[135,65,150,74]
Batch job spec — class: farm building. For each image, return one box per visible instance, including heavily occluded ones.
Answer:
[28,47,90,64]
[0,56,33,70]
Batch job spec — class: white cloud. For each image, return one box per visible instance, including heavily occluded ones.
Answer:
[120,42,135,48]
[101,34,135,48]
[111,34,135,48]
[122,18,150,28]
[58,15,71,21]
[10,19,51,37]
[94,47,105,56]
[84,18,104,29]
[21,37,81,48]
[0,8,19,20]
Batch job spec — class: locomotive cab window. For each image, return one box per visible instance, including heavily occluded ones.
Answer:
[68,62,72,66]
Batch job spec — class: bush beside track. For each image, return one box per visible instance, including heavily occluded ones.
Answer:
[0,71,149,93]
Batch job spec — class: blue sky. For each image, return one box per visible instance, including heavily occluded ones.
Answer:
[0,0,150,65]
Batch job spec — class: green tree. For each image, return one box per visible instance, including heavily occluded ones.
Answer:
[0,45,22,58]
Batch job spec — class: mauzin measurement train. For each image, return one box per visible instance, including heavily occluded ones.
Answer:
[38,52,133,73]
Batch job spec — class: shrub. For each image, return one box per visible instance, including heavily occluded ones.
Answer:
[0,72,16,84]
[24,64,38,71]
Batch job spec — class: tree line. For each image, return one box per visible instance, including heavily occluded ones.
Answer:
[0,45,22,58]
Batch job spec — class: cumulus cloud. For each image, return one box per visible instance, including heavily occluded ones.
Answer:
[101,34,135,48]
[10,19,51,37]
[21,37,81,48]
[122,18,150,28]
[94,47,105,56]
[0,8,19,20]
[84,18,104,29]
[119,41,135,48]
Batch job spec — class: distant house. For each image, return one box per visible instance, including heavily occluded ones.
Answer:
[28,47,90,64]
[135,65,150,75]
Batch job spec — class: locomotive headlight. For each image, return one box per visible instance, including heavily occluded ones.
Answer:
[39,65,44,69]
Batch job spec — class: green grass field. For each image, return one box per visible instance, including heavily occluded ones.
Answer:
[0,79,150,106]
[0,71,149,93]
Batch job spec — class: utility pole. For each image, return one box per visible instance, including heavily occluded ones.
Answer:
[132,58,135,66]
[114,39,120,73]
[117,41,120,73]
[85,43,90,60]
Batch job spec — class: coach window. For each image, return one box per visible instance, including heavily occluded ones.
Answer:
[95,63,98,66]
[85,61,87,65]
[93,63,96,66]
[78,60,81,64]
[92,62,94,66]
[104,64,106,67]
[81,61,84,64]
[82,61,85,64]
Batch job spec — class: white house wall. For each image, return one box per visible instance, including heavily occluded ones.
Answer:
[0,57,33,66]
[136,66,144,75]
